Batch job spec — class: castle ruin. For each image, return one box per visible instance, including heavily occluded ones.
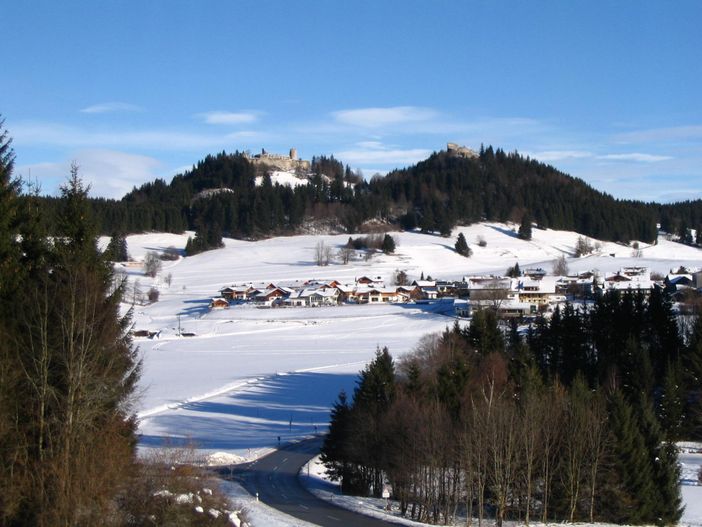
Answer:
[244,147,311,173]
[446,142,479,159]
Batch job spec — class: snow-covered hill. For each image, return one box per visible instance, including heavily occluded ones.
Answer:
[117,224,700,453]
[113,223,701,524]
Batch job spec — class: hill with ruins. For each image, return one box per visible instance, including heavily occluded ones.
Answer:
[28,144,702,253]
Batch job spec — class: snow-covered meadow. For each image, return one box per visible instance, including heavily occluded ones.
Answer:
[110,223,702,524]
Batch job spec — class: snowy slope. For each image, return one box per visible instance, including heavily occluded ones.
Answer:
[254,170,310,188]
[115,224,701,461]
[112,223,702,524]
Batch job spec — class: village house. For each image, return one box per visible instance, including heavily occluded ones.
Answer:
[603,267,654,296]
[556,272,600,299]
[355,286,405,304]
[285,287,339,307]
[397,285,422,301]
[412,280,439,300]
[209,297,230,310]
[219,284,260,301]
[253,286,291,306]
[356,276,385,286]
[516,276,558,305]
[463,276,518,302]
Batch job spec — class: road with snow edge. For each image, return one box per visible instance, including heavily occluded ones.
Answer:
[221,436,400,526]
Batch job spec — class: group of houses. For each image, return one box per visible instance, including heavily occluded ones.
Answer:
[209,266,702,319]
[210,276,426,309]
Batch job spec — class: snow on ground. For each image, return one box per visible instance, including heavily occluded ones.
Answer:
[114,224,701,523]
[301,454,669,527]
[255,171,311,189]
[219,479,317,527]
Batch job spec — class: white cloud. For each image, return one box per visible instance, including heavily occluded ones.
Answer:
[615,125,702,144]
[80,102,143,114]
[356,140,386,150]
[597,153,672,162]
[526,150,671,164]
[12,121,258,152]
[527,150,593,162]
[332,106,438,128]
[196,111,260,125]
[17,150,166,199]
[335,146,431,165]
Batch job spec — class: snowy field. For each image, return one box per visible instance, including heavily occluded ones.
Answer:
[107,223,702,525]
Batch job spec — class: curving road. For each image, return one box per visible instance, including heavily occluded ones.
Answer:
[220,436,399,527]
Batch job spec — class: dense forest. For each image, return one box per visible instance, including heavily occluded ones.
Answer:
[25,147,702,254]
[321,290,700,525]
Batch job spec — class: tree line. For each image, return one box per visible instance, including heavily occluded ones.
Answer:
[321,291,700,525]
[22,147,702,253]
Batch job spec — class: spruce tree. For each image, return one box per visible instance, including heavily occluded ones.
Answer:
[605,391,657,524]
[455,232,471,257]
[0,115,20,300]
[4,168,141,524]
[518,214,532,240]
[0,115,24,521]
[635,393,683,524]
[320,391,353,491]
[105,231,129,261]
[382,233,396,254]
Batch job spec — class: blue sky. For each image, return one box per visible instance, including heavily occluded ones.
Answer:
[4,1,701,201]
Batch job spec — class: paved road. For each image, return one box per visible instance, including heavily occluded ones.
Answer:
[220,437,399,527]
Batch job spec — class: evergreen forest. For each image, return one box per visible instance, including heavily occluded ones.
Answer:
[0,118,235,526]
[23,147,702,255]
[321,290,702,525]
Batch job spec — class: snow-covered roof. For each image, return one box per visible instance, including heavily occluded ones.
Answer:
[518,276,557,294]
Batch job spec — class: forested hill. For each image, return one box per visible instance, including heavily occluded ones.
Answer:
[32,147,702,251]
[378,147,659,242]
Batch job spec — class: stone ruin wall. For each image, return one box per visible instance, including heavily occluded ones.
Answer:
[244,148,311,173]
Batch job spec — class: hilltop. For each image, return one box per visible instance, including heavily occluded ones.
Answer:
[33,145,702,255]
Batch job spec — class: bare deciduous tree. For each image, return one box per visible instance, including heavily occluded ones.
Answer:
[144,251,162,277]
[552,255,569,276]
[338,246,354,265]
[314,240,333,266]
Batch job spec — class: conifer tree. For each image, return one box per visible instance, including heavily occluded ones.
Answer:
[605,391,657,524]
[658,360,684,440]
[1,165,141,524]
[455,232,471,257]
[518,214,532,240]
[0,115,19,300]
[0,115,24,521]
[634,392,683,524]
[506,262,521,277]
[382,233,396,254]
[105,231,129,261]
[320,391,354,491]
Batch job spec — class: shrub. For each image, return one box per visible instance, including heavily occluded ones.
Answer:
[160,246,180,261]
[148,287,160,303]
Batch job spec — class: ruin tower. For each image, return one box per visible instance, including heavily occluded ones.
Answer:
[289,147,298,160]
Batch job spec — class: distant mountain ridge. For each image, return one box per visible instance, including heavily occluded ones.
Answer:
[30,146,702,252]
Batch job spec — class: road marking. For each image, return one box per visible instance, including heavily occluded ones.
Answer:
[282,457,288,463]
[273,466,278,471]
[327,515,340,521]
[281,493,288,500]
[299,504,309,510]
